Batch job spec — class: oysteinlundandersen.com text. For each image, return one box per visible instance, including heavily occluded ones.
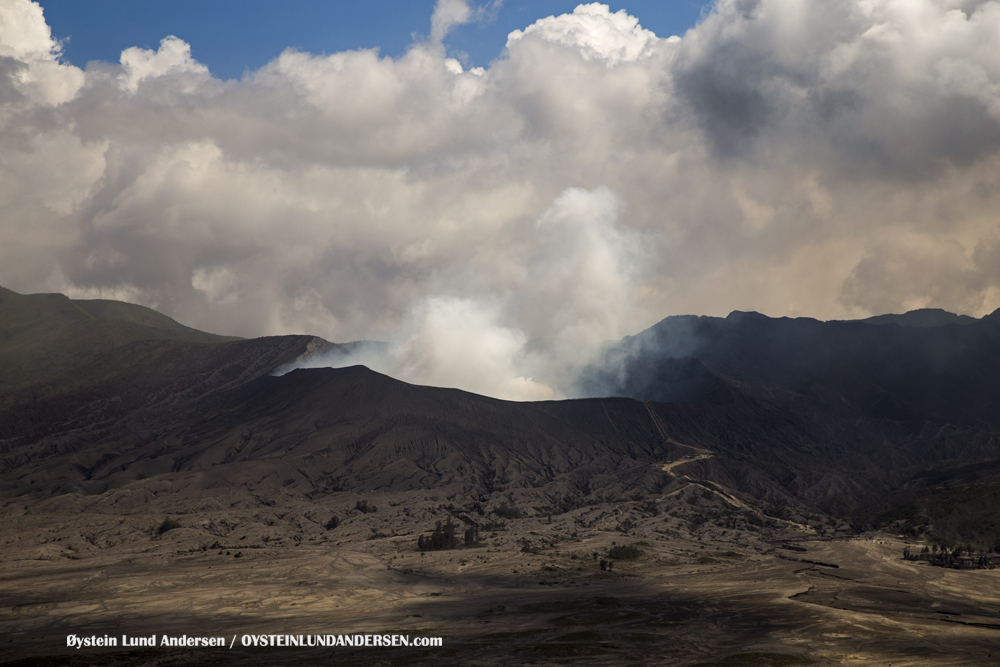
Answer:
[66,633,443,650]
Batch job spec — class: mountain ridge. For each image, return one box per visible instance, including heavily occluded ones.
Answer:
[579,306,1000,425]
[4,287,1000,546]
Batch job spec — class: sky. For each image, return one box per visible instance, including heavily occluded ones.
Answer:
[39,1,713,80]
[3,0,1000,400]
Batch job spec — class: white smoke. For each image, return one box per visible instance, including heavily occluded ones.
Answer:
[287,187,642,400]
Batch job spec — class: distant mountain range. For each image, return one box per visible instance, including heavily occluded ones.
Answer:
[3,286,1000,548]
[577,307,1000,424]
[855,308,979,328]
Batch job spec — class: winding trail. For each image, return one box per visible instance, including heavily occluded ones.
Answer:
[659,453,715,475]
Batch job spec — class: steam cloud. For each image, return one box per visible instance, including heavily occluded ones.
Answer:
[4,0,1000,398]
[285,186,641,399]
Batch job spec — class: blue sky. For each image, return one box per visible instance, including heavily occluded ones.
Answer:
[39,1,713,79]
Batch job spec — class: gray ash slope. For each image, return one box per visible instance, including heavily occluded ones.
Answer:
[2,362,832,513]
[4,286,1000,543]
[578,307,1000,539]
[0,286,347,448]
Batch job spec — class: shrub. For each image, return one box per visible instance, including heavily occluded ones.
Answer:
[607,544,642,560]
[324,515,340,530]
[355,500,377,514]
[156,518,181,535]
[493,504,522,520]
[418,519,460,551]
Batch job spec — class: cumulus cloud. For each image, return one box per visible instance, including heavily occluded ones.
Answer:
[507,2,663,64]
[0,0,81,104]
[3,0,1000,397]
[118,36,209,93]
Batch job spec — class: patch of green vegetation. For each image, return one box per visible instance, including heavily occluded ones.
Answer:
[608,543,642,559]
[417,519,460,551]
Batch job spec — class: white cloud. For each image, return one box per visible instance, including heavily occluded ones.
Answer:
[4,1,1000,397]
[431,0,473,44]
[119,36,209,93]
[430,0,503,45]
[0,0,82,105]
[506,3,662,65]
